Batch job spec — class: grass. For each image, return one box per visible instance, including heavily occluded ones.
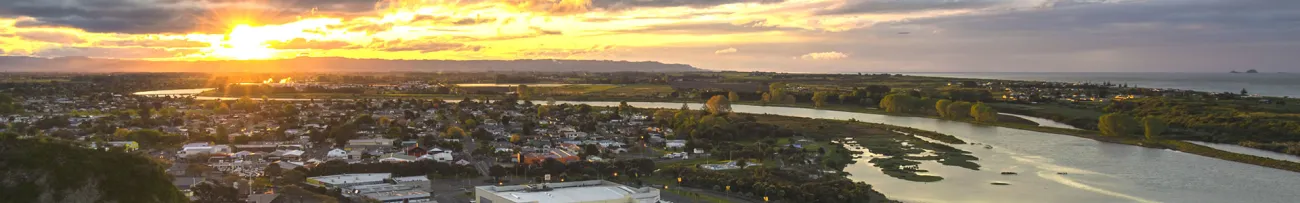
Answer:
[752,114,980,181]
[644,177,733,203]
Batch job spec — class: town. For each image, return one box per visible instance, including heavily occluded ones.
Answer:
[1,73,894,203]
[4,71,1298,203]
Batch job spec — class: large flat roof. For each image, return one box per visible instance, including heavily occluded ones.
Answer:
[363,190,431,202]
[308,173,390,186]
[477,180,656,203]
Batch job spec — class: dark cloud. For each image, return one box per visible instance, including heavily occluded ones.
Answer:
[591,0,784,11]
[831,0,1300,72]
[16,31,86,44]
[267,38,351,50]
[1,0,380,34]
[815,0,1003,15]
[93,38,209,48]
[0,0,205,34]
[34,47,179,59]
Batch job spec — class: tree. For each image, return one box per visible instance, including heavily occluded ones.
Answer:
[705,95,732,115]
[618,101,635,115]
[541,158,567,175]
[769,83,785,103]
[947,101,972,119]
[970,102,998,122]
[728,92,740,102]
[653,110,675,127]
[517,85,531,100]
[761,93,772,105]
[214,103,230,114]
[1142,116,1167,140]
[264,163,282,178]
[1099,113,1140,137]
[879,94,918,113]
[736,159,748,169]
[489,165,507,181]
[510,134,521,143]
[811,92,829,108]
[444,126,467,139]
[0,93,20,114]
[935,99,953,118]
[1241,88,1249,96]
[192,181,239,203]
[838,94,851,104]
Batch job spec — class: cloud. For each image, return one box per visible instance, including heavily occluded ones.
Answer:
[33,47,180,59]
[592,0,784,11]
[797,51,847,60]
[815,0,1003,15]
[0,0,207,34]
[94,39,209,48]
[366,39,483,53]
[16,31,85,44]
[714,48,738,54]
[500,0,593,15]
[267,38,352,50]
[515,45,615,58]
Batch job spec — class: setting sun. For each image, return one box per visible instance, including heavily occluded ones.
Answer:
[211,24,277,60]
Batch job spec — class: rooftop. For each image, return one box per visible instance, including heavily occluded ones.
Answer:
[477,180,658,203]
[308,173,391,186]
[363,190,431,202]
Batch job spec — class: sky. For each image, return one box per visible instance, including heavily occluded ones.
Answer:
[1,0,1298,72]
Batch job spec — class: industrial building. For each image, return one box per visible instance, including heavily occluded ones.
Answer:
[474,180,660,203]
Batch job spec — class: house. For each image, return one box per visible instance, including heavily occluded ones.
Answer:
[346,138,395,151]
[520,148,579,165]
[665,140,687,149]
[326,149,349,159]
[421,152,454,162]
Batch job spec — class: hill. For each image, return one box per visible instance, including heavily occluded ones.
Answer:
[0,136,187,203]
[0,56,704,72]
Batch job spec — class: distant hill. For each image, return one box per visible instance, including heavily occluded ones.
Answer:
[0,137,187,203]
[0,56,704,72]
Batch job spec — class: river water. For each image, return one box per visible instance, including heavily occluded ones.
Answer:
[148,91,1300,203]
[999,113,1079,129]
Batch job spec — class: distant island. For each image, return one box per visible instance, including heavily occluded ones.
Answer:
[1231,69,1260,73]
[0,56,704,72]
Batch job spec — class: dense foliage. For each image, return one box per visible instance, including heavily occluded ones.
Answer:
[1099,113,1140,137]
[1107,97,1300,143]
[0,137,187,203]
[970,102,998,122]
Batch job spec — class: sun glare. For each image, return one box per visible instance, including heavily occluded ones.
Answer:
[211,24,277,60]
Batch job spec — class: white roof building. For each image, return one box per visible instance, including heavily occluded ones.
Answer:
[327,149,349,158]
[307,173,391,189]
[474,180,660,203]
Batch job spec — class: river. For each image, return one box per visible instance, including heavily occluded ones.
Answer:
[999,113,1079,129]
[153,92,1300,203]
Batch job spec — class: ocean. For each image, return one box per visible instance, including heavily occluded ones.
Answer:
[906,72,1300,98]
